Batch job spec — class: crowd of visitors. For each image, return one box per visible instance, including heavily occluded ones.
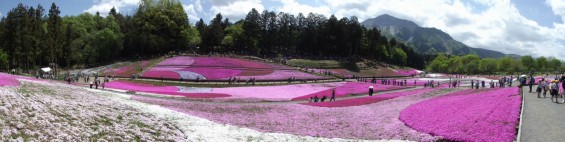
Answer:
[535,74,565,103]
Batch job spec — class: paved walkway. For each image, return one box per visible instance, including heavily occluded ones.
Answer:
[520,85,565,142]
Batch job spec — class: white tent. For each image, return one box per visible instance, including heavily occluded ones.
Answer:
[41,67,52,73]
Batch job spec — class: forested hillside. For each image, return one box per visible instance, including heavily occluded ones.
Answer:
[0,0,426,74]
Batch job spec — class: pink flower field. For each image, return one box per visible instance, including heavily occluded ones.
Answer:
[302,87,441,108]
[0,73,21,86]
[400,87,521,142]
[143,56,326,80]
[105,81,230,98]
[395,69,421,76]
[103,61,152,77]
[104,80,413,102]
[291,82,410,101]
[0,73,46,86]
[211,82,343,101]
[130,87,450,141]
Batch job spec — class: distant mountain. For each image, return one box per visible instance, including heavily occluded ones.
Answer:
[361,14,507,58]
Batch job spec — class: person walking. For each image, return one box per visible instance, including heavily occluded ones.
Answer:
[369,86,374,96]
[536,79,543,98]
[509,76,513,87]
[475,81,479,89]
[529,75,535,92]
[330,89,336,101]
[540,78,548,98]
[550,80,560,103]
[95,78,99,89]
[471,80,474,89]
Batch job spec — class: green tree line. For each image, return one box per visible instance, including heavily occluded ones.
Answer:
[0,0,426,73]
[428,54,564,75]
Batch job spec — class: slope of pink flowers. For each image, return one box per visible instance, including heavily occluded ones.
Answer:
[395,69,420,76]
[131,87,449,141]
[291,82,409,101]
[143,56,325,80]
[223,58,274,76]
[302,87,440,107]
[211,82,342,101]
[105,81,229,98]
[400,87,521,142]
[181,57,244,79]
[232,69,327,80]
[0,73,20,86]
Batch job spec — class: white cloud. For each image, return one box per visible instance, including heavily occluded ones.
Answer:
[183,4,199,23]
[317,0,565,60]
[84,0,140,16]
[209,0,264,21]
[275,0,331,16]
[194,0,203,13]
[546,0,565,17]
[0,12,3,17]
[183,0,203,23]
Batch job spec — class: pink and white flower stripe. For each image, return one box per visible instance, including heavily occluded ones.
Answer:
[211,82,344,101]
[105,81,229,98]
[131,88,453,141]
[302,87,441,108]
[291,82,410,101]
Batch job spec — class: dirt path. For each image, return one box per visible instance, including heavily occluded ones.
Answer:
[520,85,565,142]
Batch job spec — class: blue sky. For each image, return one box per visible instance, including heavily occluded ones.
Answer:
[1,0,565,60]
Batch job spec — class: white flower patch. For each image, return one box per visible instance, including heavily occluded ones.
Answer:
[0,80,184,141]
[176,86,213,93]
[95,89,405,142]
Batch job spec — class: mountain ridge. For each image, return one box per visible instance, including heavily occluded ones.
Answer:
[361,14,508,58]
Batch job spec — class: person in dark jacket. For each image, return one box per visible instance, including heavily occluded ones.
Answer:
[321,95,327,102]
[369,86,374,96]
[529,76,535,92]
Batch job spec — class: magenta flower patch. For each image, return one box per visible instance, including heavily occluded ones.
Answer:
[0,73,21,86]
[399,87,521,142]
[144,56,326,80]
[143,71,180,79]
[158,56,195,66]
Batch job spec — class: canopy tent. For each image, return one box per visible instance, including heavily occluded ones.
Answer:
[41,67,52,73]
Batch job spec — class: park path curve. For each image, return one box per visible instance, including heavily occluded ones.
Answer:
[520,85,565,142]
